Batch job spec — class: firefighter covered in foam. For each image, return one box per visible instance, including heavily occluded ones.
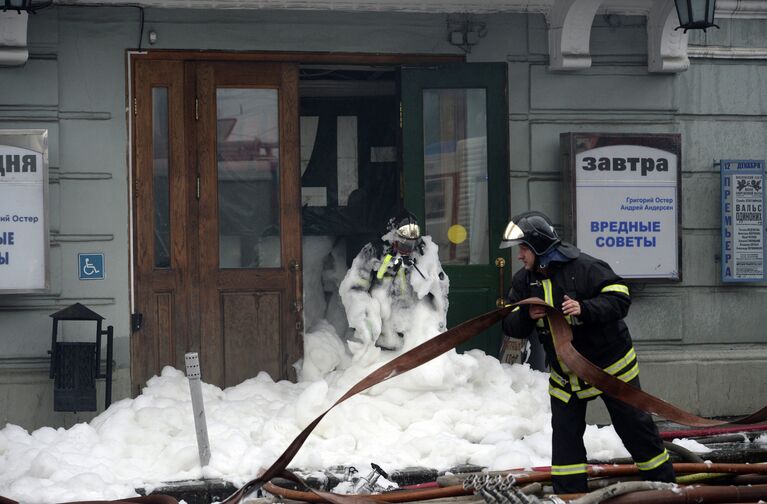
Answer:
[339,211,449,365]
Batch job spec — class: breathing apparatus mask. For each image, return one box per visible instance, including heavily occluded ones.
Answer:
[393,223,420,256]
[385,211,426,278]
[388,212,422,257]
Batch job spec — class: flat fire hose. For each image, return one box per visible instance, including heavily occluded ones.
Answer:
[220,298,767,503]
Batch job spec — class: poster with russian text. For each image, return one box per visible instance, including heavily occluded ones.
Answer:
[575,144,679,279]
[721,160,765,282]
[0,130,49,291]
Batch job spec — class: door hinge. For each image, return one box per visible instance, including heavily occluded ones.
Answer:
[133,97,137,116]
[399,100,403,128]
[131,312,143,331]
[196,175,200,200]
[195,97,199,121]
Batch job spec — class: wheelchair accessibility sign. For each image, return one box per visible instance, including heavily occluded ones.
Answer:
[78,253,105,280]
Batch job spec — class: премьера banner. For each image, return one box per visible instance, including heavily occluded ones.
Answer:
[721,159,765,283]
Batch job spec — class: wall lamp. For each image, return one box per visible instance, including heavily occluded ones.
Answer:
[446,14,487,54]
[674,0,719,32]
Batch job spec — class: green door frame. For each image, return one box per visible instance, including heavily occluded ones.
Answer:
[401,62,511,355]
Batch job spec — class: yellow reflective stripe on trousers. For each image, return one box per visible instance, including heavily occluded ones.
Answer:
[636,449,669,471]
[551,463,588,476]
[548,384,571,403]
[600,284,630,296]
[377,254,393,279]
[617,362,639,382]
[550,369,567,387]
[543,279,581,392]
[575,361,639,399]
[604,347,636,375]
[576,386,603,400]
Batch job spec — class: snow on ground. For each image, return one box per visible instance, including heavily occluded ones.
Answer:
[0,342,627,503]
[0,357,632,503]
[670,438,712,453]
[0,236,637,503]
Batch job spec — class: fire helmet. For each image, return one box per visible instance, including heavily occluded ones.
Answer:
[389,211,421,255]
[499,211,560,255]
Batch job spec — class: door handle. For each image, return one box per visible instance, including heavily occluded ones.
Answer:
[289,260,303,313]
[495,257,506,308]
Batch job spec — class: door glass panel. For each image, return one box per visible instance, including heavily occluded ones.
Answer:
[152,87,170,269]
[216,88,281,268]
[422,88,488,265]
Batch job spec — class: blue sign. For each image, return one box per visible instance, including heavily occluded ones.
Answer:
[721,160,766,283]
[78,253,105,280]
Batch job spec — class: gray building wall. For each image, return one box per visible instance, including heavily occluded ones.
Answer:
[0,7,765,429]
[473,13,767,423]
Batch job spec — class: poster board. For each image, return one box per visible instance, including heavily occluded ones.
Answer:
[0,129,49,292]
[720,159,765,282]
[561,133,681,281]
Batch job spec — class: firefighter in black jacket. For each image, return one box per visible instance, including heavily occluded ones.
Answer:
[500,211,675,494]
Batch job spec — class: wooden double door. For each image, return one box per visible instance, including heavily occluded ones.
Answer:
[131,59,303,393]
[131,55,511,394]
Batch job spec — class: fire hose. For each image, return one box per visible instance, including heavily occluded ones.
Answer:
[261,463,767,503]
[219,299,767,504]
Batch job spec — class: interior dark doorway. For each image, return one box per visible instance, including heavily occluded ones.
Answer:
[297,65,401,344]
[299,65,400,263]
[296,62,511,359]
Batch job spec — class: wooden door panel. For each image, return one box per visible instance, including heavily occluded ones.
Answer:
[153,291,178,368]
[222,292,282,385]
[132,59,191,394]
[196,61,302,388]
[133,58,302,392]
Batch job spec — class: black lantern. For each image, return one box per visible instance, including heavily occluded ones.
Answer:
[674,0,719,32]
